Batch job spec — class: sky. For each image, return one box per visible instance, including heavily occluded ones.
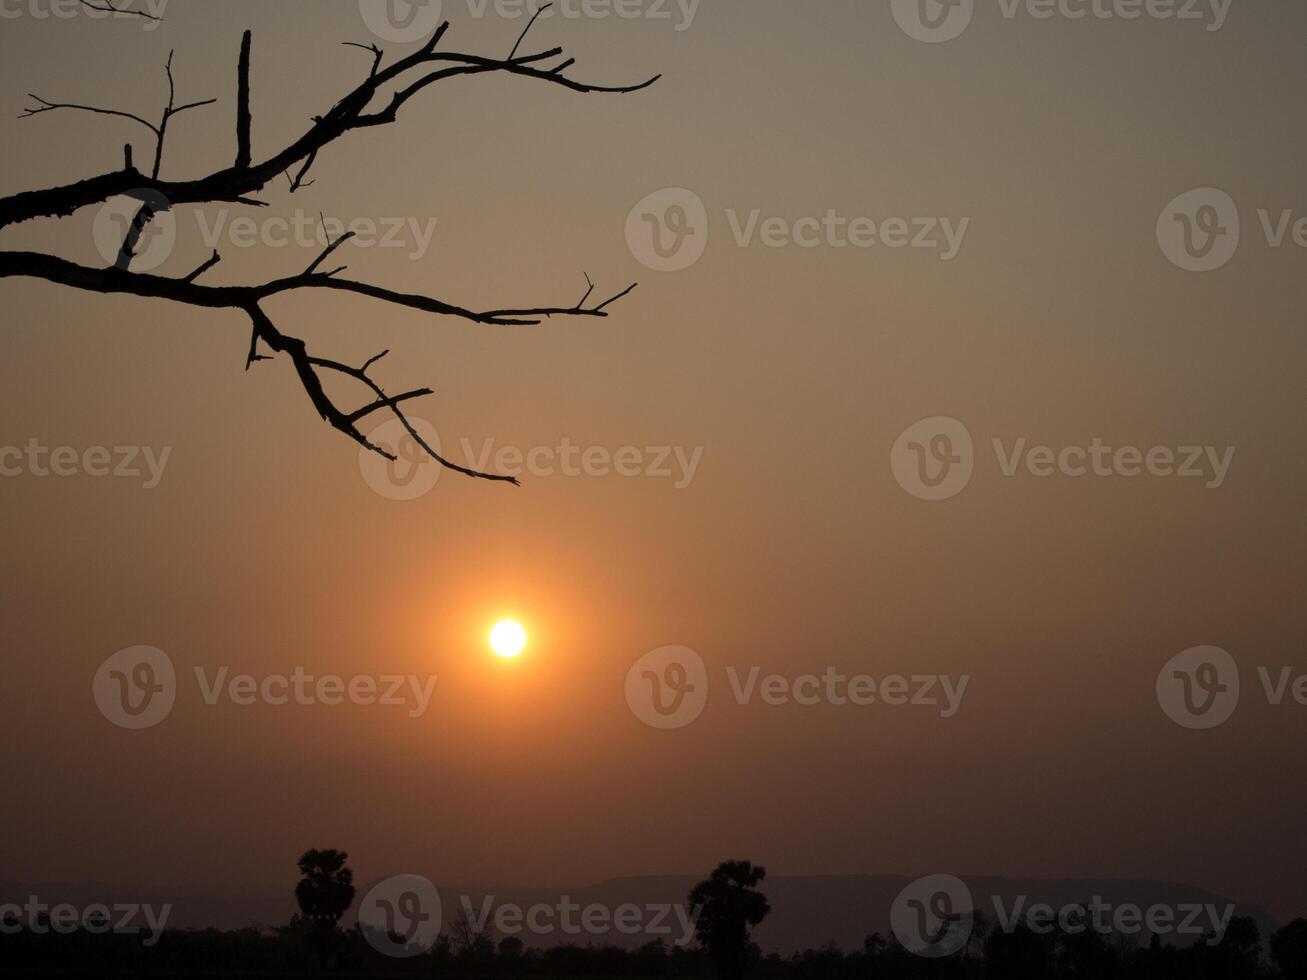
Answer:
[0,0,1304,926]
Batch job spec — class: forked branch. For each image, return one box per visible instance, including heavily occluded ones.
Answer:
[0,16,657,485]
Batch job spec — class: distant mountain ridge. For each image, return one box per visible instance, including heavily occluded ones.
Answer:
[1,874,1275,953]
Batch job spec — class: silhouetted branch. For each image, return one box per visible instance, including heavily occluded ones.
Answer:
[77,0,161,21]
[343,41,385,79]
[115,202,161,270]
[284,149,318,192]
[245,305,520,485]
[19,95,156,132]
[0,251,637,328]
[2,21,655,229]
[20,51,215,181]
[184,251,222,283]
[305,222,355,275]
[510,2,552,60]
[235,31,252,169]
[0,20,657,483]
[0,248,637,481]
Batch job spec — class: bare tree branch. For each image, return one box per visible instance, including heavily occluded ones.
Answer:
[510,2,553,60]
[21,51,215,181]
[0,20,657,484]
[19,95,157,132]
[343,41,385,79]
[1,21,656,229]
[305,221,355,276]
[235,30,253,169]
[184,250,222,283]
[77,0,161,21]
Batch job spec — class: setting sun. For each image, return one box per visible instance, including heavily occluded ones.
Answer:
[488,620,527,658]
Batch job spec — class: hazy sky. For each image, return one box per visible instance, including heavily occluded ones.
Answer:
[1,0,1304,925]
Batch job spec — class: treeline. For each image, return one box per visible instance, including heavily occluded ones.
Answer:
[5,856,1304,978]
[3,918,1307,979]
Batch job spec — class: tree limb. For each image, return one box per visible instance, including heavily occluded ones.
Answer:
[77,0,161,21]
[0,20,657,484]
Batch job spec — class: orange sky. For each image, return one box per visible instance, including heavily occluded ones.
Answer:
[0,0,1304,924]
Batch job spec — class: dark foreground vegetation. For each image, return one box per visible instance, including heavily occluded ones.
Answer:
[3,856,1304,979]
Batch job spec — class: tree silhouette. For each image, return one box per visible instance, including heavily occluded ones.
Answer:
[1272,918,1307,978]
[1203,914,1261,979]
[449,899,496,962]
[983,923,1053,980]
[688,860,771,980]
[294,848,355,970]
[0,6,656,485]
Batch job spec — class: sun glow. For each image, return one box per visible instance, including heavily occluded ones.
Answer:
[489,620,527,658]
